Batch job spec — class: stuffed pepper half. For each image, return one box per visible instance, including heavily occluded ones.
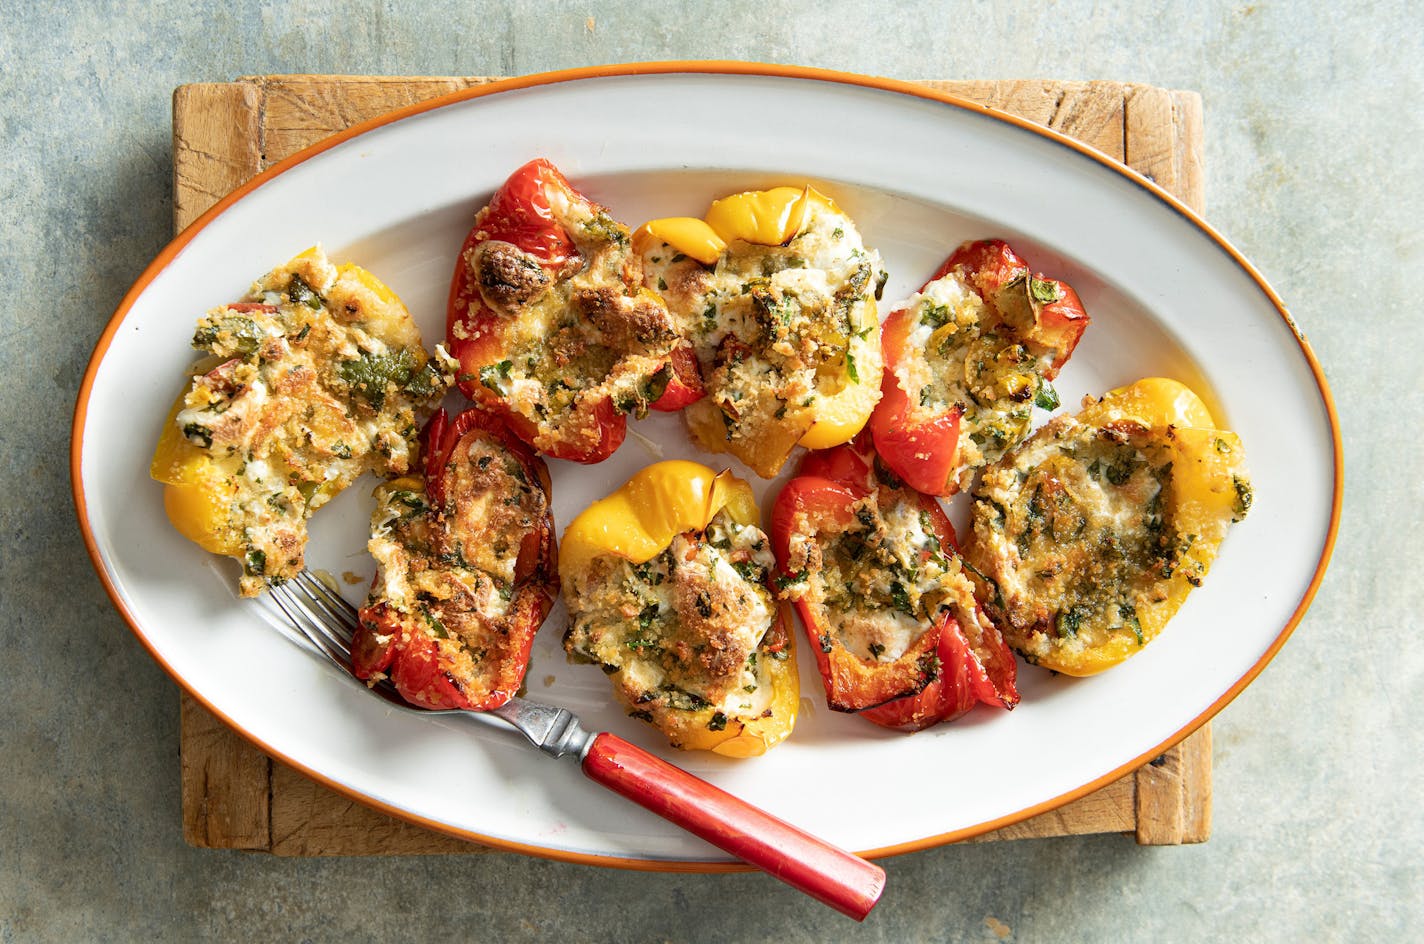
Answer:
[965,378,1251,675]
[770,438,1018,731]
[446,159,692,464]
[635,186,887,478]
[869,239,1089,497]
[560,461,798,756]
[151,246,451,596]
[351,408,559,710]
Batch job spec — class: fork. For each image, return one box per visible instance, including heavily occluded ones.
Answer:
[268,571,885,920]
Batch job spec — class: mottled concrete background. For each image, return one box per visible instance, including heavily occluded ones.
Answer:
[4,1,1418,940]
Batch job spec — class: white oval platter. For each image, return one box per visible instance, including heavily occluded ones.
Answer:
[73,66,1339,864]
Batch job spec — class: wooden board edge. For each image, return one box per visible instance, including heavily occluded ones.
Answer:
[180,692,271,850]
[1122,88,1211,843]
[172,81,264,230]
[1124,86,1206,214]
[268,762,488,856]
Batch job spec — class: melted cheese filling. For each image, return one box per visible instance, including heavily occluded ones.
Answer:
[782,488,982,664]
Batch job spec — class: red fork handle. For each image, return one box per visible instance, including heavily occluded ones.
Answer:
[580,732,886,920]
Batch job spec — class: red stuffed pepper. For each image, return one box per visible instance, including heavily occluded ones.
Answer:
[770,437,1018,731]
[869,239,1089,497]
[351,407,559,710]
[446,158,698,464]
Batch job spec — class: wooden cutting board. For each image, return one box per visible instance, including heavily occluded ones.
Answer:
[173,74,1211,856]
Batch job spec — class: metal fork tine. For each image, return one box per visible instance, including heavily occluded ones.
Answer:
[293,571,361,627]
[285,572,359,645]
[269,578,418,712]
[268,582,353,670]
[279,582,355,660]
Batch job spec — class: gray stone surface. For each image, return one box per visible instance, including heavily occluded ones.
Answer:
[4,1,1418,940]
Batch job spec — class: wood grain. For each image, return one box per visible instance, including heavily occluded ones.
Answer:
[172,74,1212,855]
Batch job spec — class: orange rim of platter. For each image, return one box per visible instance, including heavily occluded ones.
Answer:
[70,61,1343,871]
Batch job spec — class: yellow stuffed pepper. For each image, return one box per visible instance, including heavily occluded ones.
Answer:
[634,186,886,478]
[964,378,1252,675]
[561,461,799,756]
[151,246,451,595]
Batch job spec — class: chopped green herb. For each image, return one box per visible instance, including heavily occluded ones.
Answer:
[422,609,448,639]
[920,303,951,329]
[642,364,671,405]
[403,359,444,401]
[478,359,514,394]
[286,274,323,309]
[1232,476,1253,520]
[1055,605,1089,638]
[389,489,426,515]
[182,423,213,449]
[1119,602,1145,645]
[193,316,264,357]
[337,349,428,411]
[1028,277,1062,305]
[1105,455,1140,486]
[581,212,630,247]
[889,581,914,617]
[1034,379,1060,411]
